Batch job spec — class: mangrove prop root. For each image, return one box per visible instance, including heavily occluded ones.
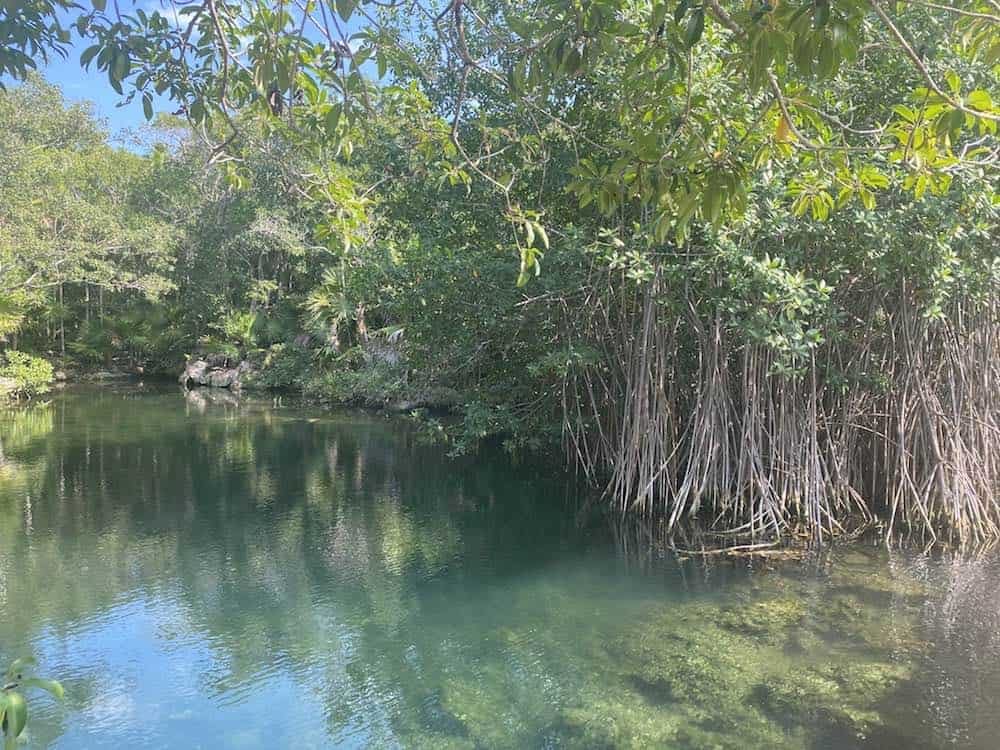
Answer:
[562,273,1000,547]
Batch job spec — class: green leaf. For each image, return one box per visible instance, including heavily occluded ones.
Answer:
[948,108,965,133]
[934,113,952,137]
[944,70,961,96]
[674,0,691,24]
[275,62,291,92]
[652,2,668,31]
[19,679,64,700]
[325,103,343,134]
[96,44,112,70]
[142,93,153,121]
[684,9,705,48]
[703,186,723,224]
[676,191,698,223]
[509,58,527,95]
[335,0,357,22]
[92,0,107,10]
[2,693,26,740]
[967,89,993,111]
[817,36,836,77]
[298,72,319,104]
[79,44,101,68]
[535,222,550,250]
[813,0,830,29]
[189,99,205,124]
[112,50,130,81]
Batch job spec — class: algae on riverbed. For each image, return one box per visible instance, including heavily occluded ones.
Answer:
[396,558,930,750]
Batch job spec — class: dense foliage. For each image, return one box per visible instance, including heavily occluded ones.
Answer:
[0,352,54,399]
[0,0,997,543]
[0,77,176,364]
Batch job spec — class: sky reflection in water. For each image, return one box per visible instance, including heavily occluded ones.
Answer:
[1,385,999,749]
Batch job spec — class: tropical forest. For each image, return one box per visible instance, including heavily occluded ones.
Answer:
[0,0,999,747]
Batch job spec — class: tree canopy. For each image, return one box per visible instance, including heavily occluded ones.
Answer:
[0,1,998,543]
[2,0,998,251]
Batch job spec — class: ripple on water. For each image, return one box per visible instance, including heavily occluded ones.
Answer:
[5,389,1000,749]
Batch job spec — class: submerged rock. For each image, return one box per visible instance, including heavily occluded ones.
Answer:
[207,368,236,388]
[559,570,927,750]
[396,553,931,750]
[717,596,806,641]
[418,692,470,739]
[179,359,208,387]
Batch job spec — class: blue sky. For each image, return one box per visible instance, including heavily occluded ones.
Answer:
[37,2,181,142]
[41,54,154,141]
[38,1,370,146]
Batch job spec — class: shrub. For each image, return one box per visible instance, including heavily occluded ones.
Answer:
[301,361,407,406]
[246,344,314,390]
[0,351,54,399]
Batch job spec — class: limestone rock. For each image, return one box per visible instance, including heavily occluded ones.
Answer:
[179,359,209,387]
[179,358,256,390]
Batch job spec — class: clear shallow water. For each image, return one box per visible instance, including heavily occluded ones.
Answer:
[2,386,1000,749]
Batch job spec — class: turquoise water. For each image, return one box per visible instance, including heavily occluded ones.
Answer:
[1,385,999,749]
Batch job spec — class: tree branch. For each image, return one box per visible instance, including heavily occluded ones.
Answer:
[868,0,1000,122]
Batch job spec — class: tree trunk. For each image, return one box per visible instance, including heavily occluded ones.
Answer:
[59,282,66,357]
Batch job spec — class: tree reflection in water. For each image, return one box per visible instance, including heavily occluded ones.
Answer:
[1,385,1000,749]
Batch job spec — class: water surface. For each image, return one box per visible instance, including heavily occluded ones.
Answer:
[2,385,999,749]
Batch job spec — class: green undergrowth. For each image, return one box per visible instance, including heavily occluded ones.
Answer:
[0,351,53,399]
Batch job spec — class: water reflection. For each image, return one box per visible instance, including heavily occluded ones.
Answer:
[0,386,998,749]
[0,387,583,748]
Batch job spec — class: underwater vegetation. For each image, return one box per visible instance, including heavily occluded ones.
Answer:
[396,553,933,750]
[6,392,989,750]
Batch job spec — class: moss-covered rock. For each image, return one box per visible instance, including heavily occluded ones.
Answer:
[581,570,925,749]
[752,669,870,737]
[397,550,930,750]
[438,664,552,749]
[717,596,806,641]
